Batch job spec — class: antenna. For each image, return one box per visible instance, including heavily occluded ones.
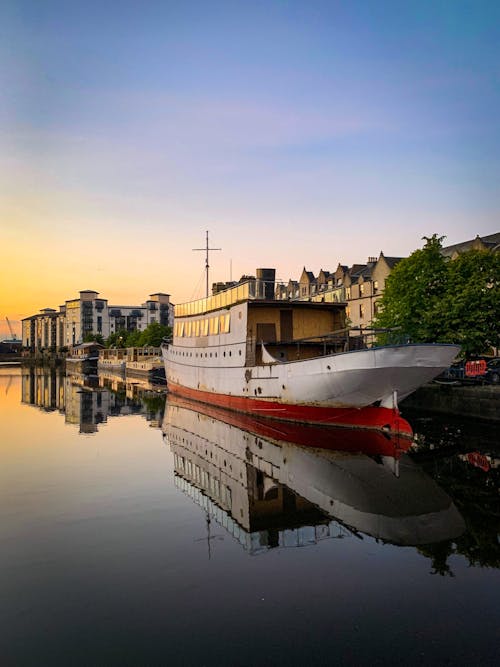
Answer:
[192,230,222,298]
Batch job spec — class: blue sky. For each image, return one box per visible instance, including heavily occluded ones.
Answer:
[1,0,499,327]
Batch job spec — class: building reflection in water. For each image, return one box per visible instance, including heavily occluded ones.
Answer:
[162,397,466,555]
[21,366,165,433]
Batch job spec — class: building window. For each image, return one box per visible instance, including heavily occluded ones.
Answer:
[359,304,364,319]
[359,284,364,295]
[346,288,351,300]
[373,281,379,293]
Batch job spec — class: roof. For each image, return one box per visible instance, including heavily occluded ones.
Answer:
[73,342,104,349]
[348,264,367,278]
[382,256,404,269]
[441,232,500,257]
[300,267,316,282]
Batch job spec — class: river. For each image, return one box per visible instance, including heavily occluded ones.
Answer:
[1,366,498,666]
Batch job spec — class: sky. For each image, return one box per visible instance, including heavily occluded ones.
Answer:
[1,0,499,338]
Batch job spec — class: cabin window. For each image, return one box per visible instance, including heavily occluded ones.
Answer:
[202,319,209,336]
[220,313,230,333]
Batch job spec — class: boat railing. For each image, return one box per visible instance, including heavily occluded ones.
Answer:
[266,327,406,359]
[175,280,258,317]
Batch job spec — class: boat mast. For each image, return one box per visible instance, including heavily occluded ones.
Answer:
[193,230,222,298]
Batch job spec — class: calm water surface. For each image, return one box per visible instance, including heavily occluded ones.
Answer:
[1,366,499,666]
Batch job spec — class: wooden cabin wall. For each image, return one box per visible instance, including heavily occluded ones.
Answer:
[248,306,344,342]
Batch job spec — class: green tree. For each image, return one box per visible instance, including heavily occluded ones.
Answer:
[374,236,500,355]
[138,321,172,347]
[105,322,172,348]
[442,250,500,355]
[126,329,142,348]
[83,333,105,345]
[374,235,448,344]
[106,329,128,348]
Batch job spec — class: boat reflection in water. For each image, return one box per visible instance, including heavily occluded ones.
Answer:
[162,397,465,554]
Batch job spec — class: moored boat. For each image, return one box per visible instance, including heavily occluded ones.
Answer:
[66,342,103,372]
[162,270,460,434]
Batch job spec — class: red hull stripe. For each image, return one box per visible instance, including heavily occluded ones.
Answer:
[168,382,413,436]
[168,394,413,457]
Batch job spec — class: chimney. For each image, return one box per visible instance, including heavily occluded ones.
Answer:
[256,268,276,300]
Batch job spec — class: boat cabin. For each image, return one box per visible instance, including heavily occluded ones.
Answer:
[172,279,350,366]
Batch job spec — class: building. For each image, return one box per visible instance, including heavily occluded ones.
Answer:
[441,232,500,259]
[278,252,404,333]
[22,290,174,352]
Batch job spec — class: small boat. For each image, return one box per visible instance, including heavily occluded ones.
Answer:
[66,342,103,372]
[125,347,165,382]
[162,270,459,434]
[98,347,127,373]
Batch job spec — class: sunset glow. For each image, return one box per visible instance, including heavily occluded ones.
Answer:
[2,1,499,338]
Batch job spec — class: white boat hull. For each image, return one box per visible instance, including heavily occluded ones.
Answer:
[163,343,460,409]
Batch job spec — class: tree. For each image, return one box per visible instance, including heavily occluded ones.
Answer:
[374,235,449,344]
[106,329,128,348]
[83,333,105,345]
[105,322,172,348]
[442,250,500,356]
[138,321,172,347]
[374,235,500,355]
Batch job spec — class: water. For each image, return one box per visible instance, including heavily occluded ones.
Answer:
[1,366,498,666]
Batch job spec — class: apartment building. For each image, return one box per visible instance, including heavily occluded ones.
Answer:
[23,290,174,352]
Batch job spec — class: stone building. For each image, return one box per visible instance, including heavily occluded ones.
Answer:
[277,252,403,333]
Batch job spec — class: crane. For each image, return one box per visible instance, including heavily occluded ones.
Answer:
[5,316,17,341]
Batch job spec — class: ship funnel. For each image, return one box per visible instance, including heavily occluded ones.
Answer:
[256,268,276,300]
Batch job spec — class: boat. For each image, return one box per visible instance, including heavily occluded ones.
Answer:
[162,396,465,549]
[124,347,166,382]
[98,347,127,373]
[162,268,460,434]
[66,342,103,372]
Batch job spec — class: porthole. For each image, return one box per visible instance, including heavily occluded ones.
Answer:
[327,365,331,370]
[229,351,232,357]
[223,351,226,357]
[239,350,242,356]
